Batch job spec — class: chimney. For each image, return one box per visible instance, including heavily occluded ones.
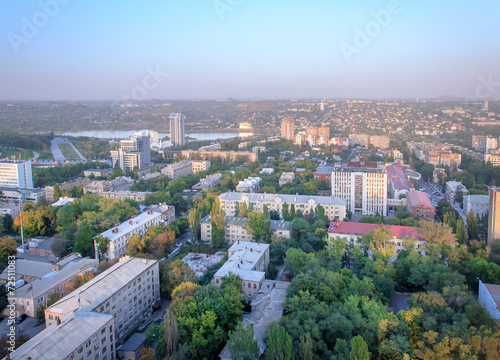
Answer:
[129,220,133,225]
[56,318,61,325]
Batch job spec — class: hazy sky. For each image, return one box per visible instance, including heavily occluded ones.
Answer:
[1,0,499,100]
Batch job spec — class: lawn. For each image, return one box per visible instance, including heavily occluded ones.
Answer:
[0,146,31,160]
[58,143,80,160]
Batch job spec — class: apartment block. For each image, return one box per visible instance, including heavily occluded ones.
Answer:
[463,195,489,218]
[181,149,257,162]
[348,134,369,147]
[45,257,160,344]
[11,311,115,360]
[219,192,346,221]
[213,241,270,301]
[191,160,211,173]
[445,181,468,203]
[279,172,295,186]
[0,186,45,203]
[98,190,151,203]
[314,165,336,184]
[99,206,174,260]
[83,168,110,178]
[192,173,223,191]
[83,177,134,195]
[318,126,330,139]
[236,177,262,193]
[200,215,292,244]
[485,152,500,167]
[170,113,186,146]
[370,135,390,148]
[488,188,500,246]
[46,177,91,202]
[161,160,192,180]
[472,135,498,152]
[281,119,294,140]
[331,167,387,216]
[110,135,151,171]
[406,191,435,221]
[0,160,33,188]
[478,280,500,320]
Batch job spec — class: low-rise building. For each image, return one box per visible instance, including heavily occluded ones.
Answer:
[10,311,115,360]
[406,191,435,221]
[181,252,226,278]
[51,197,75,207]
[219,192,346,221]
[0,200,20,218]
[485,152,500,167]
[446,181,469,203]
[83,168,110,178]
[99,190,152,203]
[45,256,160,344]
[192,173,223,191]
[161,160,193,180]
[252,146,266,153]
[478,280,500,320]
[83,177,134,195]
[200,216,292,244]
[387,162,415,199]
[259,168,274,175]
[0,258,54,285]
[28,236,59,257]
[213,241,270,301]
[313,165,335,184]
[191,160,211,173]
[46,177,91,203]
[236,177,262,193]
[0,186,45,204]
[463,195,489,217]
[181,149,257,162]
[117,332,146,360]
[279,172,295,186]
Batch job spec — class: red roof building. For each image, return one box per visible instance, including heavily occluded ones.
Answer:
[406,191,435,221]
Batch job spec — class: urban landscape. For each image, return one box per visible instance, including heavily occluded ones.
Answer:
[1,1,500,360]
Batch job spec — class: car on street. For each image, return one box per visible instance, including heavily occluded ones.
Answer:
[15,314,27,324]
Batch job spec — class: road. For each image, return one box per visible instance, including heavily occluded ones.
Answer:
[167,231,192,260]
[0,316,45,341]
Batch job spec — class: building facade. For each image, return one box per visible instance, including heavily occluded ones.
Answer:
[191,160,211,173]
[488,188,500,246]
[219,192,346,221]
[181,149,257,162]
[463,195,489,218]
[406,191,435,221]
[281,119,294,140]
[99,190,151,203]
[45,177,91,203]
[478,280,500,320]
[279,172,295,186]
[111,136,151,171]
[161,160,193,180]
[236,177,262,193]
[192,173,223,191]
[0,160,33,188]
[331,167,387,216]
[370,135,390,149]
[445,181,468,203]
[170,113,185,146]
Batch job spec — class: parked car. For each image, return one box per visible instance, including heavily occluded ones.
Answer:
[6,319,14,327]
[15,314,27,324]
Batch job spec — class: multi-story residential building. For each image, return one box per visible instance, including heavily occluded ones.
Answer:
[307,125,318,137]
[259,168,274,175]
[472,135,498,152]
[170,113,186,146]
[198,143,221,152]
[252,146,266,153]
[406,191,435,221]
[110,135,151,171]
[213,241,270,301]
[161,160,193,180]
[45,256,160,344]
[181,149,257,162]
[488,188,500,246]
[439,152,462,167]
[281,119,294,140]
[83,177,134,195]
[314,165,335,184]
[238,141,250,149]
[478,280,500,320]
[219,192,346,221]
[0,160,33,188]
[200,216,292,243]
[485,152,500,167]
[318,126,330,139]
[11,311,115,360]
[348,134,369,147]
[331,167,387,216]
[370,135,390,149]
[278,172,295,186]
[236,177,262,193]
[433,168,446,184]
[99,206,174,260]
[191,160,211,173]
[463,195,489,217]
[46,177,91,202]
[328,221,425,254]
[11,254,98,318]
[99,190,152,203]
[392,149,403,160]
[0,200,19,219]
[135,129,159,148]
[0,259,54,285]
[192,173,223,191]
[0,186,45,203]
[83,168,110,178]
[446,181,468,203]
[387,162,415,199]
[330,137,349,147]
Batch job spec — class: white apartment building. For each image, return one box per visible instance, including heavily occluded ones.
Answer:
[170,113,185,146]
[485,152,500,167]
[478,280,500,320]
[45,257,160,344]
[236,177,262,193]
[445,181,468,203]
[219,192,346,221]
[161,160,193,180]
[463,195,489,217]
[0,186,45,203]
[11,311,115,360]
[331,167,387,216]
[99,206,174,260]
[110,136,151,171]
[370,135,390,149]
[213,241,270,301]
[0,160,33,188]
[200,215,292,244]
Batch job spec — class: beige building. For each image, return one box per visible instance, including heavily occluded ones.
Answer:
[213,241,270,301]
[11,311,115,360]
[488,188,500,246]
[45,257,160,344]
[281,119,294,140]
[236,177,262,193]
[349,134,369,147]
[279,172,295,186]
[485,152,500,167]
[200,215,292,244]
[99,190,151,203]
[181,149,257,162]
[83,168,110,178]
[46,177,91,203]
[161,160,193,180]
[219,192,346,221]
[370,135,390,149]
[191,160,211,173]
[83,177,134,195]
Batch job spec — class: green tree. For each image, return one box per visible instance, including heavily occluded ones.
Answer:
[244,210,266,242]
[2,214,13,233]
[210,198,226,248]
[456,219,467,245]
[350,335,370,360]
[0,237,16,264]
[51,238,68,258]
[228,323,260,360]
[53,184,62,202]
[299,333,314,360]
[188,207,201,245]
[265,324,294,360]
[290,204,296,219]
[282,203,290,221]
[467,209,478,240]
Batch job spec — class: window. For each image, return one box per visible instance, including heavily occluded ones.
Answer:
[101,328,105,335]
[78,347,83,354]
[87,350,92,357]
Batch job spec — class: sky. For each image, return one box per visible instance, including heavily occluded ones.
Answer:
[0,0,499,100]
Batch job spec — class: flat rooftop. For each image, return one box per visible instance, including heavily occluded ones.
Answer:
[101,209,161,242]
[219,192,346,207]
[214,241,269,282]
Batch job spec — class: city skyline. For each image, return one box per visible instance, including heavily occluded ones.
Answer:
[1,1,499,101]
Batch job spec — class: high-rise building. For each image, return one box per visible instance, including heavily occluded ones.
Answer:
[488,188,500,245]
[170,113,186,146]
[307,125,318,136]
[110,135,151,171]
[331,167,387,216]
[135,130,159,147]
[318,126,330,139]
[0,160,33,188]
[281,119,294,140]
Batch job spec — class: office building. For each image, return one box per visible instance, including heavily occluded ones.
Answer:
[45,256,160,344]
[170,113,186,146]
[99,206,174,260]
[463,195,489,218]
[200,215,292,244]
[135,129,159,148]
[219,192,346,221]
[478,280,500,320]
[11,311,115,360]
[111,136,151,171]
[279,172,295,186]
[0,160,33,188]
[236,177,262,193]
[281,119,294,140]
[406,191,435,221]
[331,167,387,216]
[213,241,270,301]
[161,160,193,180]
[488,188,500,246]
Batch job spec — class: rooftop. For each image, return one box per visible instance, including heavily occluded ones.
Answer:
[219,192,346,207]
[46,257,157,317]
[328,221,423,241]
[407,191,433,208]
[117,332,146,353]
[181,252,226,278]
[484,283,500,311]
[51,197,75,207]
[465,194,489,203]
[0,259,52,282]
[10,311,112,360]
[446,181,469,193]
[101,209,163,242]
[214,241,269,282]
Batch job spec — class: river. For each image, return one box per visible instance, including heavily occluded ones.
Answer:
[54,130,239,141]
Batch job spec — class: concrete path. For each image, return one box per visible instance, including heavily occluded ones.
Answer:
[50,138,66,162]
